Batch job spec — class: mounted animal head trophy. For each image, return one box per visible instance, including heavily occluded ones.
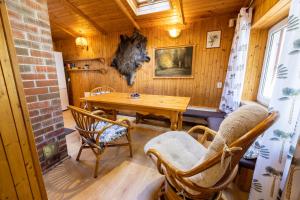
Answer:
[111,30,150,86]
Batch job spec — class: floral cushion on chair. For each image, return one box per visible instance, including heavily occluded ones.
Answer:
[94,121,127,145]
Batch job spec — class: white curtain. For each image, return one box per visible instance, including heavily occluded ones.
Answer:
[219,8,252,114]
[250,0,300,199]
[281,115,300,200]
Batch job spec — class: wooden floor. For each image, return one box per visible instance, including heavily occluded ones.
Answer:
[43,110,249,200]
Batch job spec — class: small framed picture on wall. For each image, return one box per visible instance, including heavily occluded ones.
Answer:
[206,30,221,48]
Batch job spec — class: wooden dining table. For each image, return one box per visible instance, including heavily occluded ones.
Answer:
[81,92,190,130]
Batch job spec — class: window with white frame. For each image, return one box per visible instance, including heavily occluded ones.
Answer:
[257,18,287,105]
[127,0,171,16]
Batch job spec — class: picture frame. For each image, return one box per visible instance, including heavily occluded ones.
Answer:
[153,45,195,78]
[206,30,221,48]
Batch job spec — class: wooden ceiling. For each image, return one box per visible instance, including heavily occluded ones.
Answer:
[48,0,246,40]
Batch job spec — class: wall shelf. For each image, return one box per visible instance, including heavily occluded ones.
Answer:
[64,57,105,63]
[66,69,105,72]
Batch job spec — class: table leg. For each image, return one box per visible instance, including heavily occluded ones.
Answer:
[86,102,92,111]
[136,112,141,124]
[177,112,183,130]
[111,109,117,121]
[170,112,178,130]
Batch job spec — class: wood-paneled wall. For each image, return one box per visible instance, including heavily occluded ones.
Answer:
[242,29,268,100]
[54,33,107,60]
[54,14,235,108]
[54,0,290,108]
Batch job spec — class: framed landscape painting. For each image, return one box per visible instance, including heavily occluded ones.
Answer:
[154,45,194,78]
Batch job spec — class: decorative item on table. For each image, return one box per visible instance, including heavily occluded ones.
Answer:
[130,93,140,99]
[111,30,150,86]
[206,30,221,48]
[154,45,194,78]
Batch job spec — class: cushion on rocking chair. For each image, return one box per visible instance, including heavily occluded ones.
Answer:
[144,131,207,171]
[94,121,127,144]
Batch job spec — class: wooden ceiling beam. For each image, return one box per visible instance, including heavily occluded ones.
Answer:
[60,0,107,34]
[50,20,78,38]
[170,0,185,24]
[113,0,140,30]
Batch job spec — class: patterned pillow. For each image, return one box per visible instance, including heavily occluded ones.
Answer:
[94,121,127,145]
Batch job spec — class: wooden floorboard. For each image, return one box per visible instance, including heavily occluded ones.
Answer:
[43,110,248,200]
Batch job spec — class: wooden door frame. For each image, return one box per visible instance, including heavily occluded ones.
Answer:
[0,1,47,199]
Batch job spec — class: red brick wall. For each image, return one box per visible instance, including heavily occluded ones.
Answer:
[5,0,67,171]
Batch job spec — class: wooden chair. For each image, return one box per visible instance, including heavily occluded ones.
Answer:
[90,86,115,94]
[68,105,132,178]
[90,86,117,120]
[145,105,278,200]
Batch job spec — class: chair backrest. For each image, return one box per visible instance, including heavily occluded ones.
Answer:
[212,109,277,174]
[90,86,115,96]
[175,110,278,196]
[225,111,277,166]
[68,106,102,140]
[212,111,278,188]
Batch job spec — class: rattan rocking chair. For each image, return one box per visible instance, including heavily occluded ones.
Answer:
[145,105,278,200]
[68,105,132,178]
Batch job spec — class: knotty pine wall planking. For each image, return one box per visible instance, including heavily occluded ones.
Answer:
[54,14,235,108]
[241,29,268,101]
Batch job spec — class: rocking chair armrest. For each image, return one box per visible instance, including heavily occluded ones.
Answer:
[117,118,131,127]
[146,148,184,175]
[188,125,217,144]
[188,125,217,136]
[147,146,240,192]
[146,147,240,178]
[91,109,106,116]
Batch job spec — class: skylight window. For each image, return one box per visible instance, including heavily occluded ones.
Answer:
[127,0,171,16]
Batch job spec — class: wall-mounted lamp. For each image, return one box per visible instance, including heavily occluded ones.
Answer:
[75,37,88,50]
[168,28,181,38]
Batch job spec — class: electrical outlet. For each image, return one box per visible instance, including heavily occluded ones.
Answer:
[217,82,222,89]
